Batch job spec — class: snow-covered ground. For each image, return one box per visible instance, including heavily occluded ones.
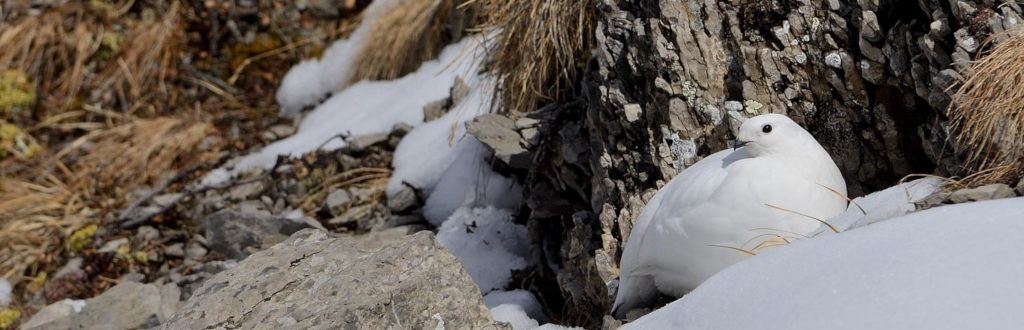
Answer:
[240,10,558,326]
[624,193,1024,329]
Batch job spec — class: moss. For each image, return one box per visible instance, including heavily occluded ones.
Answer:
[69,224,99,252]
[0,122,41,159]
[28,272,47,293]
[0,70,35,111]
[0,308,20,330]
[96,32,125,60]
[133,251,148,263]
[88,0,118,17]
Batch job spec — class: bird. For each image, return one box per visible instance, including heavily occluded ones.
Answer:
[610,113,848,319]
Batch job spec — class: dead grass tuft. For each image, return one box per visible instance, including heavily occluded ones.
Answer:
[1,117,215,284]
[949,31,1024,185]
[348,0,476,83]
[0,1,182,117]
[475,0,598,114]
[71,117,216,192]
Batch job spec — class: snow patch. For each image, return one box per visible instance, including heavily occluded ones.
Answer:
[275,0,409,116]
[436,206,529,293]
[490,304,541,330]
[62,299,87,313]
[0,278,11,308]
[204,36,486,186]
[422,137,523,225]
[385,64,494,198]
[815,177,943,235]
[624,196,1024,329]
[485,290,547,323]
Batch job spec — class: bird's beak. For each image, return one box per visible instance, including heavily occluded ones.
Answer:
[734,140,751,151]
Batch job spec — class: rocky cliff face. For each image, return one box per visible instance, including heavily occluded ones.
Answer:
[517,0,1022,323]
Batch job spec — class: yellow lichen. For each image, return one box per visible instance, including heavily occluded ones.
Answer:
[96,32,125,60]
[69,224,99,252]
[133,251,148,263]
[0,122,42,159]
[0,70,35,111]
[28,272,47,293]
[0,308,20,330]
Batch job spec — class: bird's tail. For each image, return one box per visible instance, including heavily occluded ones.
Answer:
[611,274,657,320]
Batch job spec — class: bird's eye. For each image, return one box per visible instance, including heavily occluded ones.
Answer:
[762,124,772,133]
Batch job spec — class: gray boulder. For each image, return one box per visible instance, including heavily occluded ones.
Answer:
[159,229,498,330]
[948,184,1017,204]
[202,210,324,260]
[22,282,179,330]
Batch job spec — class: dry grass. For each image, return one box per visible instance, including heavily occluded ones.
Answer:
[348,0,476,83]
[0,117,215,284]
[70,118,216,193]
[0,1,182,116]
[474,0,598,114]
[0,175,91,280]
[949,31,1024,185]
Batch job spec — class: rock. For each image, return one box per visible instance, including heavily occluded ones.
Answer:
[235,199,272,216]
[949,184,1017,203]
[321,189,352,217]
[97,238,129,253]
[120,272,146,283]
[347,133,388,152]
[229,181,264,201]
[201,210,324,260]
[22,282,180,330]
[185,241,208,261]
[1016,179,1024,196]
[422,98,450,122]
[451,76,470,103]
[159,230,497,330]
[520,127,540,147]
[269,125,296,138]
[164,243,186,258]
[387,186,419,213]
[514,117,540,130]
[391,122,413,137]
[136,226,160,241]
[466,114,532,169]
[152,193,184,208]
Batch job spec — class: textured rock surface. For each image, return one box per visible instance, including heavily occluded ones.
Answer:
[159,229,500,330]
[520,0,1024,324]
[202,210,323,260]
[466,114,532,169]
[22,282,179,330]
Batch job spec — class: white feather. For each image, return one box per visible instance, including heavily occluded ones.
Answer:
[612,114,847,318]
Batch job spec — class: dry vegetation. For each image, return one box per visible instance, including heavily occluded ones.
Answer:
[949,31,1024,186]
[475,0,598,114]
[348,0,477,82]
[0,0,352,316]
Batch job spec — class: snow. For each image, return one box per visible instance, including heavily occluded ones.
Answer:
[385,64,494,198]
[490,304,541,330]
[275,0,407,116]
[436,206,529,293]
[812,177,944,235]
[624,196,1024,330]
[62,299,87,313]
[203,35,487,186]
[0,278,11,308]
[486,290,583,330]
[421,137,523,225]
[484,290,548,323]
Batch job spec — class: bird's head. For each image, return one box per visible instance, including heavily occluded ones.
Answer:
[734,113,813,157]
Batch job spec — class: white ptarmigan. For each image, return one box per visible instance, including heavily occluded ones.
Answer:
[611,113,848,319]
